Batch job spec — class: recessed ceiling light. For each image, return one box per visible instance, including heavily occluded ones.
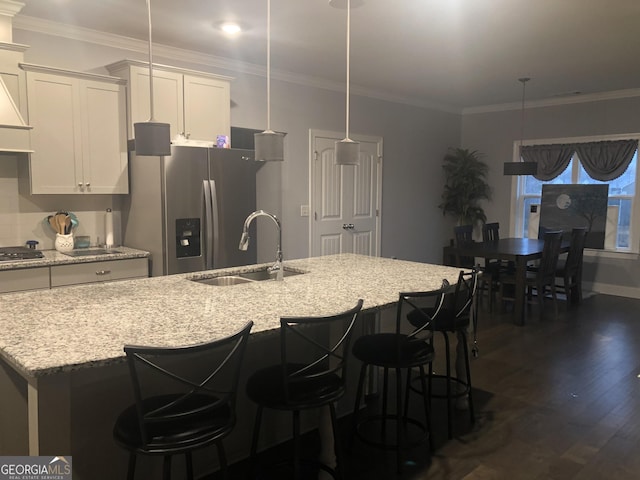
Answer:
[220,22,242,35]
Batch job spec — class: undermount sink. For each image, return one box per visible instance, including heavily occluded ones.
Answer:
[191,267,306,286]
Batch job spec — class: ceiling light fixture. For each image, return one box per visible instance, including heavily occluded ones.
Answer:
[134,0,171,156]
[333,0,360,165]
[503,77,537,176]
[220,22,242,35]
[254,0,285,161]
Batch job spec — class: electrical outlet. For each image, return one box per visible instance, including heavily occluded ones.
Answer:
[300,205,309,217]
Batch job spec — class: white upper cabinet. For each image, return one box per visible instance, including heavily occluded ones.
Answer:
[107,61,232,142]
[22,64,128,194]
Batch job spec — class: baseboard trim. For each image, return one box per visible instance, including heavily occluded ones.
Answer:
[584,282,640,300]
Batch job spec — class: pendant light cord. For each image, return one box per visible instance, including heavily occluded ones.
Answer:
[519,77,529,156]
[345,0,351,139]
[146,0,156,122]
[266,0,272,131]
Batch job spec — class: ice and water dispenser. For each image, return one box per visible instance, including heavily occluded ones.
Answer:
[176,218,201,258]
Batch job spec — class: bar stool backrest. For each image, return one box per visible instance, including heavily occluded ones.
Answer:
[123,321,253,450]
[279,300,364,406]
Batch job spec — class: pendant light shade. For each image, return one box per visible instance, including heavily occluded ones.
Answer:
[255,130,285,161]
[334,0,360,165]
[335,138,359,165]
[135,0,171,156]
[254,0,284,161]
[504,77,537,176]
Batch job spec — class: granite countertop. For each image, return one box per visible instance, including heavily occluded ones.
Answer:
[0,247,150,271]
[0,254,464,378]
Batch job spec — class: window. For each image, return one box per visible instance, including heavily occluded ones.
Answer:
[515,136,639,251]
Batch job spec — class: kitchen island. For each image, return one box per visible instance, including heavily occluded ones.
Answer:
[0,254,464,479]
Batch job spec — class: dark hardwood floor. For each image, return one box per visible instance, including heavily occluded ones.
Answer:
[209,293,640,479]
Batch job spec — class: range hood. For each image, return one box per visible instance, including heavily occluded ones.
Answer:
[0,0,32,153]
[0,71,32,153]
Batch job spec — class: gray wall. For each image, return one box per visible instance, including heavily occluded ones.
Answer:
[12,28,461,265]
[461,96,640,297]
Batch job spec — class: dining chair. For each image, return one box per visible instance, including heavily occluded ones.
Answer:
[556,227,588,305]
[350,282,448,473]
[407,268,479,439]
[498,230,563,318]
[113,321,253,480]
[478,222,502,311]
[453,225,475,268]
[246,300,363,480]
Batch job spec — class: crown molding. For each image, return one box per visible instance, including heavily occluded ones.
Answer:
[13,15,461,114]
[462,88,640,115]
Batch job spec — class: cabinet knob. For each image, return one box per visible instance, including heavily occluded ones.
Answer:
[85,182,90,187]
[95,270,111,276]
[78,182,83,187]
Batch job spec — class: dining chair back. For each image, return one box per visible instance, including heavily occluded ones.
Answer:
[453,225,475,268]
[482,222,500,242]
[113,321,253,480]
[557,227,588,304]
[537,230,564,289]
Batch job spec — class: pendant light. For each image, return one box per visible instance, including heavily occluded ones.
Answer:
[503,77,537,175]
[254,0,285,161]
[333,0,360,165]
[134,0,171,156]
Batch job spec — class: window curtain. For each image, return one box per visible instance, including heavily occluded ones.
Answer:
[520,144,574,181]
[574,139,638,181]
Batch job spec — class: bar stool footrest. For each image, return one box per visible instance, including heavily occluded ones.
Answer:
[355,413,429,451]
[409,373,470,400]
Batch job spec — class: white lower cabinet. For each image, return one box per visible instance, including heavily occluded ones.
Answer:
[21,64,128,194]
[51,258,149,287]
[0,268,49,294]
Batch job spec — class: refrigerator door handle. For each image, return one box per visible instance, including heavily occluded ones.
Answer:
[203,179,214,270]
[210,179,220,269]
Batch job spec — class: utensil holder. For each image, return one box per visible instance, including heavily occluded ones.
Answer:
[55,233,74,253]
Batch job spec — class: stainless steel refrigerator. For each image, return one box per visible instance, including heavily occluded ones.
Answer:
[123,145,259,276]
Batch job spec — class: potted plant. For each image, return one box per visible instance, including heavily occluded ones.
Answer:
[439,148,492,227]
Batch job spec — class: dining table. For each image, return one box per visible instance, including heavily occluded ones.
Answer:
[443,237,570,325]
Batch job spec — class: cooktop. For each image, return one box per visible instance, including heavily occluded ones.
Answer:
[0,246,45,261]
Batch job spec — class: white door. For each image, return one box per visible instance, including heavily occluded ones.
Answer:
[310,130,382,257]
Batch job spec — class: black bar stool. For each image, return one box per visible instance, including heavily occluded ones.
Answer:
[113,321,253,480]
[246,300,363,479]
[350,282,449,473]
[407,268,479,439]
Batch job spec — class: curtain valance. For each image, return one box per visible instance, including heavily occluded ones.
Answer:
[520,139,638,181]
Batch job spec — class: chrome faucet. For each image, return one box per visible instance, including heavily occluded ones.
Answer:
[239,210,283,281]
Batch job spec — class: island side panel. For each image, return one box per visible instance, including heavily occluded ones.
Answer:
[0,358,28,454]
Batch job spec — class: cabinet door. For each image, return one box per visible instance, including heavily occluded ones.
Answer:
[80,80,128,194]
[0,268,50,293]
[183,75,230,141]
[26,72,83,194]
[128,66,183,141]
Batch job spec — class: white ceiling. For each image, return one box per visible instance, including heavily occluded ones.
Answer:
[15,0,640,110]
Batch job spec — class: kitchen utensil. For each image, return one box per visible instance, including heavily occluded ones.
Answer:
[64,216,71,234]
[48,215,57,233]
